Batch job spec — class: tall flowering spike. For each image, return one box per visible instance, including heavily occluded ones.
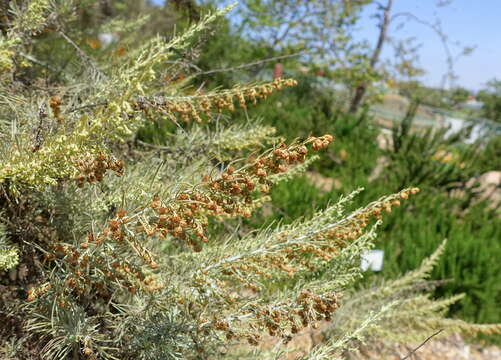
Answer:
[197,187,420,292]
[106,135,333,251]
[136,78,298,123]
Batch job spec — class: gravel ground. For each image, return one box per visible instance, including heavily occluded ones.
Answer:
[251,328,501,359]
[347,334,501,360]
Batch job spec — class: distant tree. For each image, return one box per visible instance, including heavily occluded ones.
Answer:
[172,0,201,22]
[449,86,471,108]
[348,0,393,113]
[200,0,379,107]
[204,0,473,114]
[349,0,475,113]
[477,79,501,122]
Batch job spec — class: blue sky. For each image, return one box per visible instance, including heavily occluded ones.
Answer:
[356,0,501,91]
[153,0,500,91]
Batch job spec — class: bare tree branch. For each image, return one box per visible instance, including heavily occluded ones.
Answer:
[193,52,304,77]
[391,11,474,89]
[400,329,444,360]
[58,30,105,78]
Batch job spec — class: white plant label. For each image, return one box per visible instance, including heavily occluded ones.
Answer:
[361,249,384,272]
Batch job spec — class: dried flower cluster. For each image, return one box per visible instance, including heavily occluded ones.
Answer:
[203,187,420,297]
[82,135,332,255]
[74,153,125,187]
[131,136,333,250]
[209,290,340,346]
[49,96,64,123]
[136,78,298,123]
[320,187,421,241]
[173,188,423,351]
[29,212,163,306]
[254,291,340,342]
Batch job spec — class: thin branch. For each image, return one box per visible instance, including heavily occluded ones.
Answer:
[31,103,47,152]
[58,30,105,78]
[67,101,108,114]
[135,140,208,161]
[203,190,382,273]
[18,52,58,72]
[390,11,472,89]
[136,140,177,153]
[193,52,304,77]
[164,60,203,72]
[400,329,444,360]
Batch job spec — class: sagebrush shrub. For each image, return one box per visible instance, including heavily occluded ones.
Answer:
[0,2,500,359]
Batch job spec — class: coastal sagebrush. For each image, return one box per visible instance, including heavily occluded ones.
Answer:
[0,2,499,359]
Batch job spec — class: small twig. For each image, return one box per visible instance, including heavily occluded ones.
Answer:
[192,52,304,77]
[164,60,203,72]
[400,329,444,360]
[136,140,177,153]
[67,101,108,114]
[31,103,47,152]
[58,30,105,77]
[19,52,58,72]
